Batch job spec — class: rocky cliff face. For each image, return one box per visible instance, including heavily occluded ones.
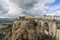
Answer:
[12,16,48,40]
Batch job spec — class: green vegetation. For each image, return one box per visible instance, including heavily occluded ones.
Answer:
[0,24,8,29]
[0,24,12,32]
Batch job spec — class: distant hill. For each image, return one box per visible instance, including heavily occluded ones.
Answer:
[0,18,15,23]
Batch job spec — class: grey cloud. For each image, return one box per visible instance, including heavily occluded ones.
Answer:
[10,0,38,10]
[0,0,55,18]
[10,0,39,16]
[22,10,34,16]
[0,4,9,15]
[22,9,42,16]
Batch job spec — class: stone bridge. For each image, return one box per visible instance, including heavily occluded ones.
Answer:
[12,16,60,40]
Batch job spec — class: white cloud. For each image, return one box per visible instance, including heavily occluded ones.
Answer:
[29,0,55,16]
[45,3,60,15]
[32,0,60,16]
[0,0,58,18]
[0,0,23,18]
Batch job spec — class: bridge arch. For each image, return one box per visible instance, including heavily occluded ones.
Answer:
[43,22,49,35]
[44,22,49,32]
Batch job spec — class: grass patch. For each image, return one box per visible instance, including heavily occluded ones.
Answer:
[0,24,8,29]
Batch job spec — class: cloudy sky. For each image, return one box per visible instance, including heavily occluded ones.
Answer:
[0,0,60,18]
